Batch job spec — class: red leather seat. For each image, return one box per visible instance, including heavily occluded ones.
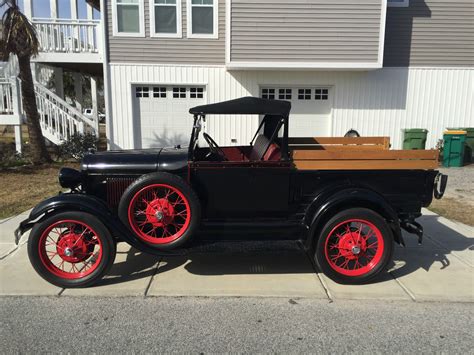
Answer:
[249,134,281,161]
[264,143,281,161]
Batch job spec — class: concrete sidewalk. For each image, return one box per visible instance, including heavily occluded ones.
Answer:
[0,209,473,302]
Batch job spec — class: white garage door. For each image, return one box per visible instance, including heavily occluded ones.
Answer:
[261,87,332,137]
[134,85,206,148]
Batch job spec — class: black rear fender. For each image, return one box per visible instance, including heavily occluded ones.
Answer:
[304,187,402,250]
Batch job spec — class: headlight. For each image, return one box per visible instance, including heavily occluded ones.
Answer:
[58,168,83,189]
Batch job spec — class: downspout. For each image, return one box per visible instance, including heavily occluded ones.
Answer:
[100,0,115,150]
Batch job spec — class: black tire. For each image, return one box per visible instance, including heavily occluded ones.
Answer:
[118,172,200,250]
[27,211,116,288]
[314,208,394,284]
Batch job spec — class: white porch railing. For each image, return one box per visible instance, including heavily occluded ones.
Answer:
[0,76,22,125]
[0,75,22,152]
[32,18,101,54]
[35,82,98,145]
[0,81,14,115]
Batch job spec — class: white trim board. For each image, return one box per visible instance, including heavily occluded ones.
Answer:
[31,53,103,63]
[226,62,384,71]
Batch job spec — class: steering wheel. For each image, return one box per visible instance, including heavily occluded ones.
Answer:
[202,133,227,161]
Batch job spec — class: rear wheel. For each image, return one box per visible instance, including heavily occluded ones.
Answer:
[28,211,116,288]
[118,172,200,250]
[314,208,393,284]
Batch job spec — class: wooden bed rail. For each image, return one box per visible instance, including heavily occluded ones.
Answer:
[292,149,439,170]
[288,137,390,151]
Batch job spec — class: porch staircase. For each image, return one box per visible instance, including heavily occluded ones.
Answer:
[1,74,102,148]
[34,82,98,145]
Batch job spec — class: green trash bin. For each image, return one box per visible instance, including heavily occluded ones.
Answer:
[403,129,428,150]
[462,128,474,163]
[447,127,473,163]
[443,130,467,167]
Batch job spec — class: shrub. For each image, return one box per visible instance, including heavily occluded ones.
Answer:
[435,139,444,162]
[0,142,30,168]
[58,133,98,161]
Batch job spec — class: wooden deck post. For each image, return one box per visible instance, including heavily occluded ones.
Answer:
[11,77,22,154]
[90,76,99,136]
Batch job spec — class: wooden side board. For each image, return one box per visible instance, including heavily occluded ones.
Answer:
[293,159,439,170]
[288,137,390,150]
[292,149,439,160]
[292,149,440,170]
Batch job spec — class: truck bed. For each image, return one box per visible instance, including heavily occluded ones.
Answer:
[289,137,439,170]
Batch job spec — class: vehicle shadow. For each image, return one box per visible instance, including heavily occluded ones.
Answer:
[98,215,472,286]
[386,215,473,279]
[95,247,160,286]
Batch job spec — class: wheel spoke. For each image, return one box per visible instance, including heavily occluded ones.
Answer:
[39,219,103,280]
[325,218,385,277]
[129,184,191,245]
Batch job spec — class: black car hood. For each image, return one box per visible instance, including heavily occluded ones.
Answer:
[81,148,188,174]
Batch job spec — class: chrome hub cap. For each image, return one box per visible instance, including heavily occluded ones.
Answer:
[64,247,74,257]
[351,246,361,255]
[155,211,164,221]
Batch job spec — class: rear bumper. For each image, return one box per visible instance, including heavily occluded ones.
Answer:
[434,173,448,200]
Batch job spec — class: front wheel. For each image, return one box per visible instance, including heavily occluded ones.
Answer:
[314,208,394,284]
[28,211,116,288]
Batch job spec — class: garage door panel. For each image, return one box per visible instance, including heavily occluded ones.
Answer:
[261,86,332,137]
[134,85,205,149]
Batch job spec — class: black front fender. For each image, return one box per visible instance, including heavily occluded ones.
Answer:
[304,186,402,249]
[16,193,123,244]
[15,193,184,256]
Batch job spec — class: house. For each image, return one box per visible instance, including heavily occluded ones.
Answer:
[102,0,473,150]
[0,0,103,152]
[1,0,473,152]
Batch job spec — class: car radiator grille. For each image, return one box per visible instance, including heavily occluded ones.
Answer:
[106,177,136,209]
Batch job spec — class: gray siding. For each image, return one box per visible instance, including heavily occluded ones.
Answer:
[384,0,474,67]
[107,0,225,64]
[230,0,383,64]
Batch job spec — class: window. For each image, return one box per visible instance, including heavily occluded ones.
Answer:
[173,87,186,98]
[298,89,311,100]
[150,0,182,37]
[113,0,145,37]
[136,86,150,98]
[279,88,292,100]
[261,88,275,100]
[187,0,218,39]
[315,88,329,101]
[190,87,204,98]
[153,87,167,98]
[388,0,409,7]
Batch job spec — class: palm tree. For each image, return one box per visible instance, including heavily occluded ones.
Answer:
[1,0,51,164]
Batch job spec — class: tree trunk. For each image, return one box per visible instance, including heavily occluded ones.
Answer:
[18,55,51,165]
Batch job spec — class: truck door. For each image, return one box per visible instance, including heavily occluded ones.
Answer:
[190,162,290,219]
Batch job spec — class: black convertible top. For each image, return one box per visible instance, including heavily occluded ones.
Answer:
[189,96,291,116]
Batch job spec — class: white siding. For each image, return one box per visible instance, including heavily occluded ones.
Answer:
[109,64,474,150]
[108,64,259,149]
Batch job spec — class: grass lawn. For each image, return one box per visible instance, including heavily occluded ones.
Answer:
[429,197,474,227]
[0,163,79,220]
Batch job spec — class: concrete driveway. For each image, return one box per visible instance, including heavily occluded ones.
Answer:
[1,209,473,302]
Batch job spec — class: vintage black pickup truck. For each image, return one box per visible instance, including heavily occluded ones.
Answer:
[16,97,447,288]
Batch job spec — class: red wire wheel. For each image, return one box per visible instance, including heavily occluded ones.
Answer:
[324,219,385,277]
[37,220,103,280]
[127,184,192,245]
